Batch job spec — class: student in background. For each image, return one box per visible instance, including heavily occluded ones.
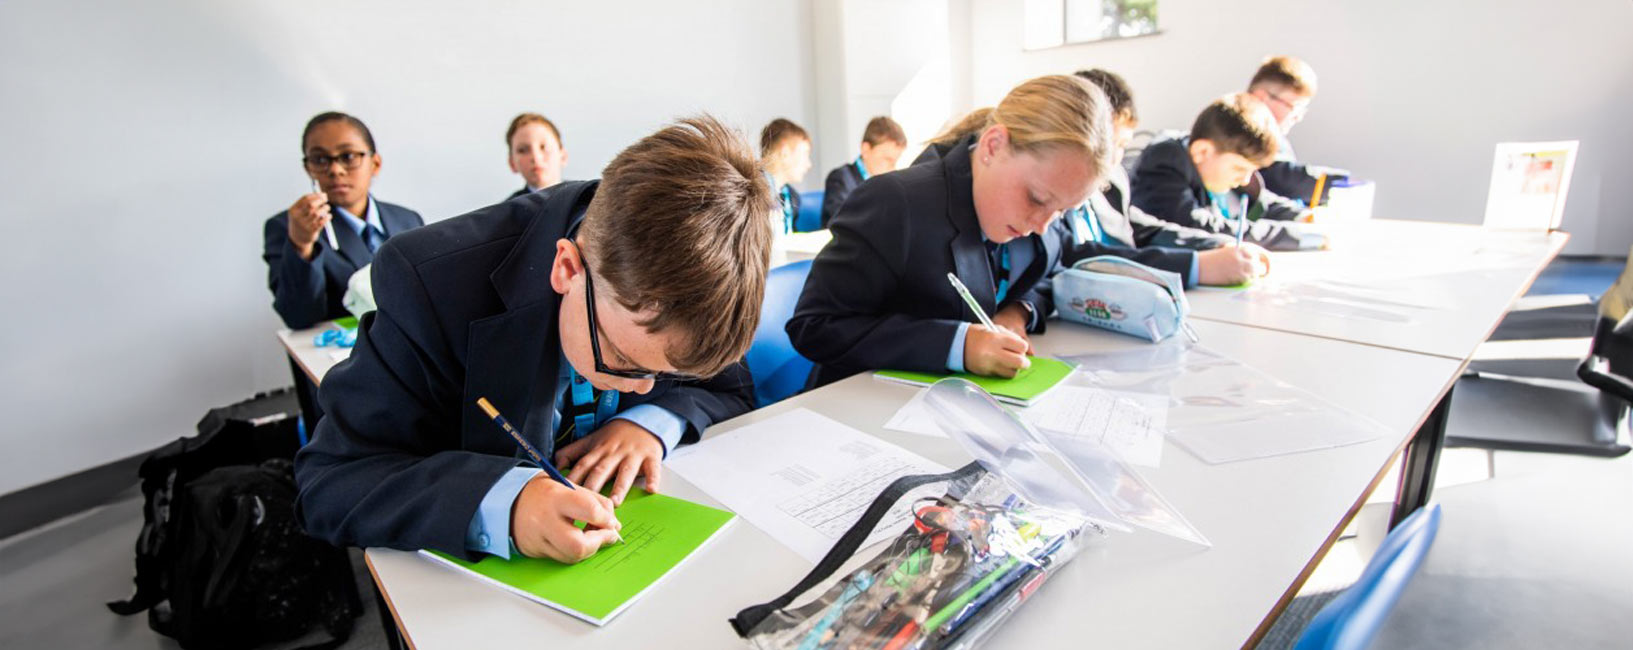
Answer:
[1129,93,1320,251]
[1063,69,1267,286]
[506,112,569,199]
[295,116,771,563]
[263,112,424,330]
[1246,56,1346,203]
[760,118,813,234]
[788,75,1112,387]
[820,116,907,228]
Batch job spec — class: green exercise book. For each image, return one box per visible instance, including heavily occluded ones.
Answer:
[874,356,1076,406]
[418,489,734,626]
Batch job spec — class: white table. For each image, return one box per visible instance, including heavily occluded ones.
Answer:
[1187,220,1568,360]
[277,322,352,385]
[366,318,1464,649]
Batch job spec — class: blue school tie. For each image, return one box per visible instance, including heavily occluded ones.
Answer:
[853,157,870,182]
[985,241,1011,303]
[555,365,620,449]
[780,186,795,234]
[1070,205,1106,246]
[362,224,385,253]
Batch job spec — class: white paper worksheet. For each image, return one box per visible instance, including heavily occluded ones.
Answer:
[666,408,950,564]
[884,386,1168,467]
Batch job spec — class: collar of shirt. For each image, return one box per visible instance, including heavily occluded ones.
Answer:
[331,195,383,237]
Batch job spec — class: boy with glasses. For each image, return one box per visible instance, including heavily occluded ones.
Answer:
[295,116,773,564]
[1246,56,1349,203]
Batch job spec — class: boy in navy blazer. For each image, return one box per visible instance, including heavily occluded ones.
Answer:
[1246,56,1349,203]
[295,117,773,564]
[1130,93,1326,252]
[820,116,907,229]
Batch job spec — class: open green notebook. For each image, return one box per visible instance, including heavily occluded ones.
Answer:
[419,489,734,626]
[874,356,1076,406]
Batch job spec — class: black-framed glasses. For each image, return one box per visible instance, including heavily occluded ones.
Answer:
[1265,92,1309,117]
[303,150,372,171]
[576,242,697,381]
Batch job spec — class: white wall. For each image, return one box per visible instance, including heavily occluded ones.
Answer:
[0,0,814,496]
[811,0,960,178]
[964,0,1633,255]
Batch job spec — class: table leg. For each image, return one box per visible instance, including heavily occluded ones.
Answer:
[1392,384,1453,528]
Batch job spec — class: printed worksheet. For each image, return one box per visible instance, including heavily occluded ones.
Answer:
[885,386,1168,467]
[667,408,949,563]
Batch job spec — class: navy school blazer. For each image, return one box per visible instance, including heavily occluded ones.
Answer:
[1129,135,1315,251]
[820,161,865,229]
[786,135,1062,388]
[293,181,755,557]
[262,199,423,329]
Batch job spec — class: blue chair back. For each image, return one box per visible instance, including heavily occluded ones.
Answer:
[1295,503,1443,650]
[746,260,815,407]
[796,190,824,232]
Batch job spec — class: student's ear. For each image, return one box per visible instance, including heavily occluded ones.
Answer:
[368,152,383,178]
[507,144,521,174]
[559,147,569,168]
[859,141,874,156]
[977,125,1010,166]
[550,238,583,296]
[1188,139,1215,167]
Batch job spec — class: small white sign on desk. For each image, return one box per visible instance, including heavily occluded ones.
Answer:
[667,408,949,564]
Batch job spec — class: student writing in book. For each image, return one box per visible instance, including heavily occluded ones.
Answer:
[820,116,907,229]
[506,112,569,199]
[1059,69,1268,286]
[787,75,1113,387]
[263,112,424,330]
[295,117,772,564]
[1129,93,1323,251]
[1246,56,1349,204]
[760,118,814,236]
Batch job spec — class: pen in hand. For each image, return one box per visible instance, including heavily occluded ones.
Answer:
[312,178,341,251]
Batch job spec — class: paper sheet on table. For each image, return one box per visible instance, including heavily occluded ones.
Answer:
[666,408,949,564]
[884,385,1168,468]
[1065,342,1387,464]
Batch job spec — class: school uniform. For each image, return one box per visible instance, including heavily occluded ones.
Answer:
[262,196,423,329]
[769,174,802,235]
[508,179,566,201]
[1260,130,1348,205]
[820,158,869,229]
[293,181,755,559]
[1129,135,1322,251]
[787,135,1062,388]
[1096,165,1235,251]
[1052,198,1200,287]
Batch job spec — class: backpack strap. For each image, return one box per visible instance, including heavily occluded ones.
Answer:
[728,461,983,637]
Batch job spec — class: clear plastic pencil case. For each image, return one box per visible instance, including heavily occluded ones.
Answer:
[731,379,1207,649]
[1051,255,1194,343]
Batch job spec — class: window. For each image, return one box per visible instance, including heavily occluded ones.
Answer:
[1024,0,1159,50]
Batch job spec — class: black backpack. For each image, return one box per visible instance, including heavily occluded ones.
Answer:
[108,390,362,649]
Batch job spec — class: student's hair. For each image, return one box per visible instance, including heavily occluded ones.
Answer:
[928,107,994,148]
[579,115,775,377]
[1190,93,1280,166]
[506,112,564,148]
[1074,69,1138,124]
[861,116,907,147]
[988,74,1116,179]
[758,118,810,157]
[1248,55,1319,97]
[302,112,376,153]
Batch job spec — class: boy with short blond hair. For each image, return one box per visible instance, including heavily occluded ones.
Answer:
[1247,56,1348,202]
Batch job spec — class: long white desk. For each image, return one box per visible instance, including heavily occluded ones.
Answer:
[1188,219,1568,360]
[277,322,351,385]
[365,318,1464,649]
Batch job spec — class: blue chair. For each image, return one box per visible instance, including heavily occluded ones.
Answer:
[795,190,824,232]
[746,260,815,407]
[1294,503,1443,650]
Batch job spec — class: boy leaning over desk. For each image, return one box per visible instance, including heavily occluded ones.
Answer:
[294,116,774,564]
